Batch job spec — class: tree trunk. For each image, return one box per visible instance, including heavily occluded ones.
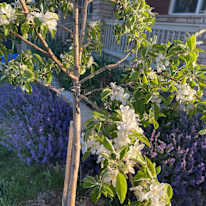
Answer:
[66,1,81,206]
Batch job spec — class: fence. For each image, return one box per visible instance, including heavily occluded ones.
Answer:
[101,20,206,60]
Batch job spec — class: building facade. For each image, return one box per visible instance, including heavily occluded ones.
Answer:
[86,0,206,64]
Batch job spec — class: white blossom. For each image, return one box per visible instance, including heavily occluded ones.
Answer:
[147,70,157,80]
[131,181,168,206]
[114,124,131,149]
[86,138,100,155]
[88,21,100,28]
[114,105,144,152]
[81,132,111,163]
[80,134,87,154]
[110,82,129,105]
[27,11,59,31]
[151,92,162,107]
[120,105,143,133]
[39,11,58,31]
[176,84,196,103]
[149,182,168,206]
[0,3,16,25]
[155,53,169,73]
[126,140,144,160]
[95,144,110,163]
[130,185,151,202]
[102,167,119,187]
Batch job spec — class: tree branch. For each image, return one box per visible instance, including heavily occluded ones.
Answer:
[19,0,29,14]
[34,28,78,81]
[83,41,92,49]
[157,72,178,82]
[11,31,48,55]
[57,25,73,38]
[79,50,133,84]
[80,0,89,61]
[83,88,104,96]
[34,78,72,105]
[35,78,100,110]
[79,94,101,110]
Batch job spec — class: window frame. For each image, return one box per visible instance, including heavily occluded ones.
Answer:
[169,0,205,15]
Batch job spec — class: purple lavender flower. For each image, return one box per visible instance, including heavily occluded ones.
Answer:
[0,83,73,165]
[144,113,206,206]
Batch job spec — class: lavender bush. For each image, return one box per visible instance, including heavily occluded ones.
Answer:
[0,83,73,165]
[144,114,206,206]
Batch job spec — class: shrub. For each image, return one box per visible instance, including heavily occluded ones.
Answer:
[144,113,206,206]
[0,83,73,165]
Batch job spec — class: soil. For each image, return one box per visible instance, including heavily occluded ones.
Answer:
[23,190,104,206]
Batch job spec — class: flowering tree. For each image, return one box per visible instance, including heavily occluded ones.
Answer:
[0,0,206,205]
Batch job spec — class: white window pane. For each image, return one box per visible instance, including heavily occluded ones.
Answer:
[173,0,198,13]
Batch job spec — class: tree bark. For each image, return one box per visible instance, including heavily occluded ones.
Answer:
[66,1,81,206]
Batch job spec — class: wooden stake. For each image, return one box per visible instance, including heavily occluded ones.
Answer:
[62,121,74,206]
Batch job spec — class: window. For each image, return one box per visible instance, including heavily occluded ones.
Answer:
[169,0,206,14]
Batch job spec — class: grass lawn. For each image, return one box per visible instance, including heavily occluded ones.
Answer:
[0,129,64,206]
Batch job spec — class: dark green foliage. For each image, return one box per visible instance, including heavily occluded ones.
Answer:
[57,56,127,106]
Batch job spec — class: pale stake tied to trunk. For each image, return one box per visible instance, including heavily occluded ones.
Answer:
[62,121,73,206]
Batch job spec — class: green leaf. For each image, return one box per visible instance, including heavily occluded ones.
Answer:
[33,53,43,63]
[116,173,127,204]
[82,176,97,189]
[24,83,32,94]
[134,170,149,182]
[186,35,196,51]
[142,75,148,84]
[156,165,161,175]
[198,128,206,135]
[101,88,112,101]
[120,146,129,160]
[102,184,114,198]
[152,119,159,130]
[46,73,53,85]
[102,136,114,152]
[145,156,156,178]
[90,187,101,204]
[166,184,173,200]
[128,131,150,147]
[199,81,206,89]
[4,27,9,36]
[24,70,34,80]
[181,76,187,85]
[21,22,30,38]
[50,29,56,39]
[82,149,91,161]
[93,111,106,121]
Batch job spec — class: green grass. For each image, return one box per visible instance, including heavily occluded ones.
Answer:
[0,139,64,205]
